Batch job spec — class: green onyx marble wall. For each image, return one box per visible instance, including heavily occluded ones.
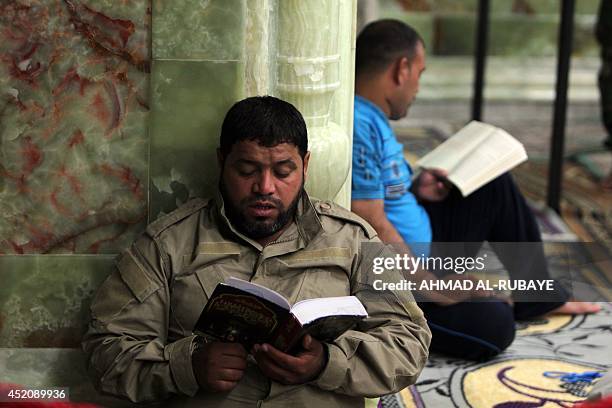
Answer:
[0,0,151,377]
[0,255,114,347]
[149,60,244,217]
[0,0,150,255]
[149,0,246,218]
[0,0,357,398]
[1,348,133,406]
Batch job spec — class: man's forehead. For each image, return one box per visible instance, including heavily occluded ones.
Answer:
[229,140,301,161]
[407,48,426,76]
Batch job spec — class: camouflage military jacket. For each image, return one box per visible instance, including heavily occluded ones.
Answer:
[82,192,431,407]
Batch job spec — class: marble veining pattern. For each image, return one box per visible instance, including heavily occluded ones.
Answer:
[0,0,357,357]
[0,0,150,254]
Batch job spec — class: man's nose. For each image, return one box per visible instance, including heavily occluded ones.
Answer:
[253,171,275,195]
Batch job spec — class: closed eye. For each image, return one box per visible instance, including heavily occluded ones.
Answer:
[236,163,258,176]
[275,170,291,178]
[274,161,297,178]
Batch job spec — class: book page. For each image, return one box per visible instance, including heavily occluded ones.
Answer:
[225,277,291,310]
[447,127,527,196]
[416,121,494,173]
[458,148,527,195]
[291,296,367,325]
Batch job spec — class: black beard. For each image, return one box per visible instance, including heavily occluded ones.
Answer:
[219,178,303,240]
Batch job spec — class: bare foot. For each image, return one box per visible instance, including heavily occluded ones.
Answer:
[548,301,601,315]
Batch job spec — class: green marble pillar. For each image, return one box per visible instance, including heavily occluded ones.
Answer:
[276,0,355,207]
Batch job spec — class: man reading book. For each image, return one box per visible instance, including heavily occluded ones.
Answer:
[82,96,431,407]
[351,19,600,361]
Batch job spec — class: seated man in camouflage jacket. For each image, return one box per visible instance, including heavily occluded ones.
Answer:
[82,96,431,407]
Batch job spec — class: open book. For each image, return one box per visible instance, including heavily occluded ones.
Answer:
[194,277,368,353]
[416,121,528,196]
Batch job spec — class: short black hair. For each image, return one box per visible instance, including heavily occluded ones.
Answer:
[355,19,424,76]
[219,96,308,158]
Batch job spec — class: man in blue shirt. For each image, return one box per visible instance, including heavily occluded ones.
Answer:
[351,19,600,360]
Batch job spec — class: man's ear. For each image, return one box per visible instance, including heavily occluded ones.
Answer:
[393,56,410,85]
[303,151,311,179]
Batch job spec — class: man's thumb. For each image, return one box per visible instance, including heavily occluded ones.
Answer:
[302,334,313,349]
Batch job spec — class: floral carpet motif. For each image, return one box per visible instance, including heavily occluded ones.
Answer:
[381,304,612,408]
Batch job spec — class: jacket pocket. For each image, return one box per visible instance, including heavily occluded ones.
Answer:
[91,251,160,320]
[170,247,241,334]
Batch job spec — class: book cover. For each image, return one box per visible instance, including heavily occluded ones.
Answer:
[193,278,367,353]
[194,284,290,348]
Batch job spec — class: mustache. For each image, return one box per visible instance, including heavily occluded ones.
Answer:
[243,195,283,208]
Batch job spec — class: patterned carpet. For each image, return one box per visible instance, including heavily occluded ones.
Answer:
[512,159,611,246]
[388,126,612,407]
[381,304,612,408]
